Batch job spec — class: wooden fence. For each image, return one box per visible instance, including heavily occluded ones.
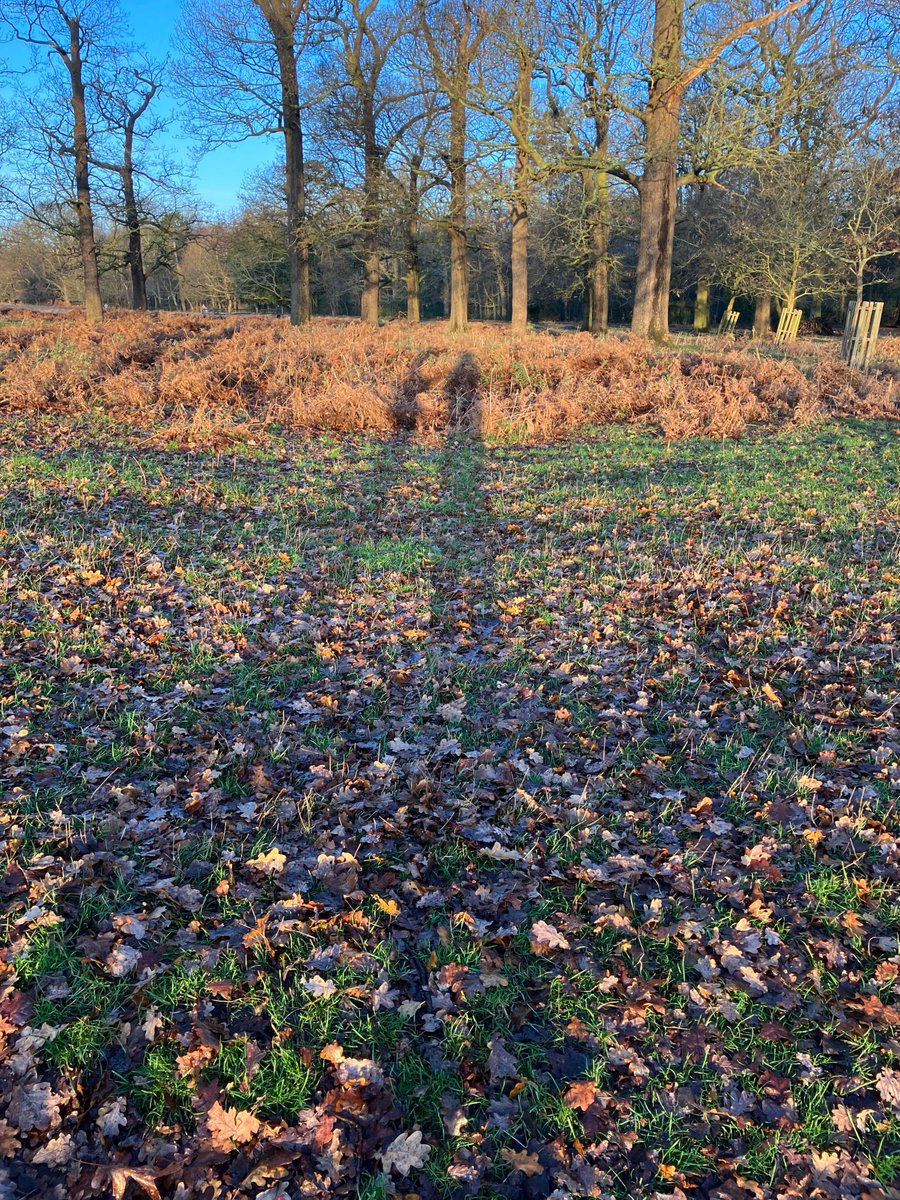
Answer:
[840,301,884,371]
[774,307,802,345]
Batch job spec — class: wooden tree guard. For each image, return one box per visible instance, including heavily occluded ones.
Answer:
[774,307,802,345]
[719,309,739,337]
[841,300,884,370]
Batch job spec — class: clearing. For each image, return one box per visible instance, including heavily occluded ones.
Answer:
[1,416,899,1199]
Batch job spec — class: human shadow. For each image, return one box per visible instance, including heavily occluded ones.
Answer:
[388,348,433,434]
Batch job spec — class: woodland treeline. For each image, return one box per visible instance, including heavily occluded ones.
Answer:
[0,0,897,340]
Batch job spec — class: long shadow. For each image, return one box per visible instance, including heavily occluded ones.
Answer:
[430,350,497,632]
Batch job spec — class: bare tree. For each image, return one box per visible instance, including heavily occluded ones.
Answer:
[321,0,419,323]
[839,153,899,306]
[390,87,443,322]
[619,0,809,341]
[1,0,125,323]
[504,10,541,332]
[418,0,493,332]
[177,0,321,324]
[547,0,636,335]
[89,56,165,309]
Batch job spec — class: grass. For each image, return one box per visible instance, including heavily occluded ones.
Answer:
[0,413,898,1196]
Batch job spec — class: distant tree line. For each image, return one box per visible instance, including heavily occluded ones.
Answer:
[0,0,897,339]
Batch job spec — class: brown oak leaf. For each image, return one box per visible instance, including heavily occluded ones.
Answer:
[529,920,569,954]
[501,1148,544,1176]
[204,1101,261,1150]
[564,1079,599,1112]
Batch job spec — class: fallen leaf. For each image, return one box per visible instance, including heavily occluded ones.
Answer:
[380,1129,431,1175]
[501,1148,544,1176]
[32,1132,74,1166]
[564,1079,599,1111]
[529,919,570,953]
[487,1037,518,1084]
[204,1101,261,1150]
[108,1166,162,1200]
[246,847,287,875]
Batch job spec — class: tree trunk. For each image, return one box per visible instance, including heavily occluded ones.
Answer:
[510,201,528,333]
[693,276,709,331]
[68,18,102,324]
[406,156,422,323]
[448,93,468,333]
[510,50,532,335]
[588,207,609,335]
[272,26,311,325]
[122,123,147,311]
[753,294,770,338]
[360,96,381,324]
[631,0,683,342]
[584,112,610,337]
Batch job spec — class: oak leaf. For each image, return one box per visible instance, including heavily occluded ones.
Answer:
[32,1133,73,1167]
[487,1037,518,1084]
[246,847,287,875]
[204,1101,261,1150]
[876,1068,900,1109]
[564,1079,599,1111]
[380,1129,430,1175]
[501,1148,544,1176]
[108,1166,162,1200]
[529,920,570,953]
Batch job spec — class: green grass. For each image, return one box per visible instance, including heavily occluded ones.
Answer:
[1,417,898,1195]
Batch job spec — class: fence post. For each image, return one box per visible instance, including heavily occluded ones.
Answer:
[840,301,883,371]
[774,306,802,345]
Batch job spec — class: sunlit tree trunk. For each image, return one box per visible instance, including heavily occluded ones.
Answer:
[405,154,422,323]
[693,276,709,331]
[510,47,532,335]
[631,0,681,341]
[582,159,609,335]
[360,95,381,324]
[68,17,103,323]
[753,294,771,338]
[448,91,468,332]
[268,8,311,325]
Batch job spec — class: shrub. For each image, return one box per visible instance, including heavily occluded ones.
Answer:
[0,309,895,443]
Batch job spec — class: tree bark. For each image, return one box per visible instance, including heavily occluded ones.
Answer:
[630,0,682,342]
[510,200,528,333]
[121,121,147,310]
[753,293,770,338]
[448,92,468,333]
[405,155,422,323]
[693,276,709,331]
[68,17,103,324]
[632,121,679,338]
[360,94,381,324]
[582,161,610,336]
[510,49,532,335]
[589,204,609,335]
[270,16,311,326]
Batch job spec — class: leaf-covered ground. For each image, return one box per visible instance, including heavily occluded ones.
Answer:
[1,417,899,1200]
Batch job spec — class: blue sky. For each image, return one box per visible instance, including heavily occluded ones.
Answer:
[2,0,275,213]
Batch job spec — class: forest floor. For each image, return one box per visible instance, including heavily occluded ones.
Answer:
[1,415,899,1200]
